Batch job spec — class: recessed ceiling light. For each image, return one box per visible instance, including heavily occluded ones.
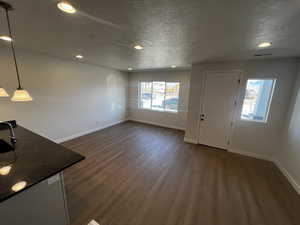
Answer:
[0,36,13,42]
[128,68,133,71]
[57,1,76,14]
[134,45,143,50]
[171,65,176,68]
[258,42,272,48]
[76,54,83,59]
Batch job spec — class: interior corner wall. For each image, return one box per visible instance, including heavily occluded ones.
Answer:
[275,62,300,194]
[0,47,128,142]
[127,70,191,130]
[185,59,298,160]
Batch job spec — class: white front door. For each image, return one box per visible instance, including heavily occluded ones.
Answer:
[199,71,240,150]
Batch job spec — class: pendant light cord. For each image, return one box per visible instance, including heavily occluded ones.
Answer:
[5,8,22,89]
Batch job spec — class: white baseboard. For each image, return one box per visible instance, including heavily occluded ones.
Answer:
[273,160,300,195]
[228,148,273,162]
[53,118,300,196]
[128,118,185,131]
[229,148,300,195]
[54,119,127,143]
[183,137,198,144]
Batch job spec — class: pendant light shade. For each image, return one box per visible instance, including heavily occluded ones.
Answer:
[0,1,33,102]
[0,87,9,97]
[11,88,33,102]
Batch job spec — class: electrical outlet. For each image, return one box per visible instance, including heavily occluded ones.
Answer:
[88,220,100,225]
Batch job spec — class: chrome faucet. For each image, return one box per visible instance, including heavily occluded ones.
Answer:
[0,121,17,145]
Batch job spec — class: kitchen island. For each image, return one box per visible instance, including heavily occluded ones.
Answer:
[0,123,84,225]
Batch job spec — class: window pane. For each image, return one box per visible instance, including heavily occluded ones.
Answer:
[140,82,152,109]
[165,82,180,112]
[152,82,165,111]
[241,79,275,122]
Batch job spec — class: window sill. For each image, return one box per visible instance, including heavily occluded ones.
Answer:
[240,118,267,124]
[138,108,178,114]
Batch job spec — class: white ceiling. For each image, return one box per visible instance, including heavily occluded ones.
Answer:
[1,0,300,71]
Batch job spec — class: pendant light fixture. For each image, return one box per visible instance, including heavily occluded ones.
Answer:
[0,87,9,97]
[0,1,33,102]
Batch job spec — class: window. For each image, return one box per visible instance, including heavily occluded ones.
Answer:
[152,82,165,111]
[241,79,276,122]
[140,82,152,109]
[139,81,180,113]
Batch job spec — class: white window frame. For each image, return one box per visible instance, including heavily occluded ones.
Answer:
[240,78,276,123]
[138,81,180,113]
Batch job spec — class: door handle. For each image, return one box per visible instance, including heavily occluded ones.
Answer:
[200,114,205,121]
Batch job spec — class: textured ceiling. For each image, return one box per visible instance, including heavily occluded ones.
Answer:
[0,0,300,71]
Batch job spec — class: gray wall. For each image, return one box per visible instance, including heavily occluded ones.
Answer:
[128,70,191,130]
[0,47,128,141]
[185,59,298,159]
[276,63,300,193]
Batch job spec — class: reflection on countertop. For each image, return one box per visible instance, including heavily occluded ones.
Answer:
[0,125,84,203]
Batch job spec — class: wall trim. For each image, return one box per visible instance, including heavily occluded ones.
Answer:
[228,148,273,162]
[183,137,198,144]
[128,118,185,131]
[229,148,300,195]
[54,119,127,143]
[52,118,300,196]
[273,160,300,195]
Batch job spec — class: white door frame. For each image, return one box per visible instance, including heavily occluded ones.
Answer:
[196,70,243,149]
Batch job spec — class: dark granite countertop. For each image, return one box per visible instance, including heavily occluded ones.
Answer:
[0,125,84,203]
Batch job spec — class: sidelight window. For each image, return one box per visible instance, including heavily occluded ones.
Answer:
[241,79,276,122]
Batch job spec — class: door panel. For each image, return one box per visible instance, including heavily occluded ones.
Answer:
[199,72,240,149]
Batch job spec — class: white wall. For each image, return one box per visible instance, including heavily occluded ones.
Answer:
[0,47,128,141]
[276,63,300,194]
[128,70,191,130]
[185,59,298,159]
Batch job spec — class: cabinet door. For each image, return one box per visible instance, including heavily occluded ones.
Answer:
[0,173,68,225]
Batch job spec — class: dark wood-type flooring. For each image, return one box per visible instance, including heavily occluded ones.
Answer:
[63,121,300,225]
